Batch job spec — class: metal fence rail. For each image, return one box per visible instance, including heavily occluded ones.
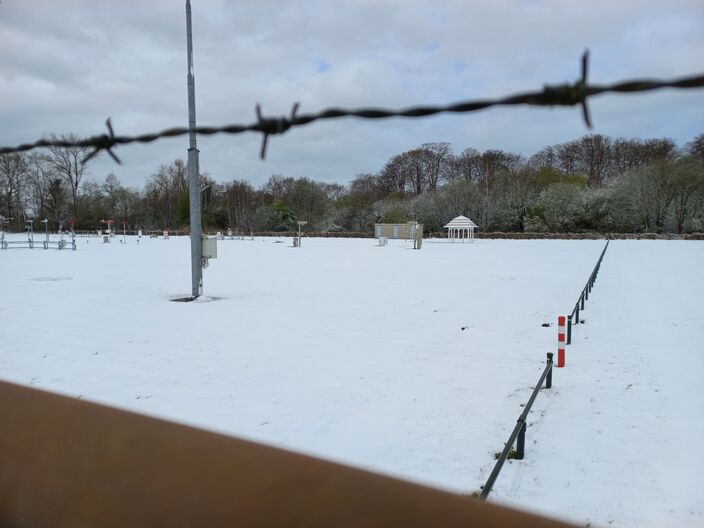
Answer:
[2,240,76,250]
[1,237,76,251]
[566,240,610,344]
[480,353,554,500]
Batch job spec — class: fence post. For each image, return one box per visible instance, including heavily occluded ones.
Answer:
[557,316,566,368]
[516,421,526,460]
[566,316,572,344]
[546,353,553,388]
[580,291,585,310]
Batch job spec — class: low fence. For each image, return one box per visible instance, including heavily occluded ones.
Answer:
[480,354,554,499]
[566,240,609,344]
[480,240,610,499]
[1,237,76,251]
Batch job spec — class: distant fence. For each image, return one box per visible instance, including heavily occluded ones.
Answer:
[480,240,610,499]
[1,237,76,251]
[566,240,609,344]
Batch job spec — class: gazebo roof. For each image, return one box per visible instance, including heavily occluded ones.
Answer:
[444,215,478,229]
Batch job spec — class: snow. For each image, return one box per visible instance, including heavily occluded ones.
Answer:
[1,234,702,527]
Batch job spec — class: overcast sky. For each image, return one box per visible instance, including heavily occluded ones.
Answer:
[1,0,703,189]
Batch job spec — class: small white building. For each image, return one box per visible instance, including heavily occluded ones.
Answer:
[444,215,478,243]
[374,222,418,240]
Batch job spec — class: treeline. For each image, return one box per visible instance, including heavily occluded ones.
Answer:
[1,132,703,234]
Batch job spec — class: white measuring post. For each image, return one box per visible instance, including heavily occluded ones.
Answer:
[26,219,34,248]
[0,215,10,250]
[41,219,49,249]
[296,221,307,247]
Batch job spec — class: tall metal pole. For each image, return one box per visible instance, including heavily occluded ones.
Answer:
[186,0,202,298]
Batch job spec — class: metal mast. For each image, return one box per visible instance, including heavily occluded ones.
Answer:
[186,0,202,298]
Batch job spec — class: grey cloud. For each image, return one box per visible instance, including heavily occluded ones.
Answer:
[1,0,702,188]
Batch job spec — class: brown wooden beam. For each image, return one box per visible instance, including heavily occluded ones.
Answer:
[0,380,576,528]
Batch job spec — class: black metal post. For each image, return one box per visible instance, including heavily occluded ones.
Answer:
[480,357,554,499]
[546,353,553,388]
[566,318,572,344]
[575,304,580,324]
[516,422,526,460]
[580,291,585,309]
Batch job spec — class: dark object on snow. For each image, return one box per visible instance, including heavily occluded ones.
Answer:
[541,323,551,327]
[461,326,468,331]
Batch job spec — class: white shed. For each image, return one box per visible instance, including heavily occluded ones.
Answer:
[444,215,478,242]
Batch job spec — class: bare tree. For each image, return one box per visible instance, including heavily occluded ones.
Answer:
[143,159,189,229]
[577,134,611,185]
[610,138,643,178]
[26,153,62,225]
[0,153,30,229]
[475,149,522,228]
[377,153,410,194]
[45,134,92,224]
[226,180,258,231]
[447,147,481,183]
[529,146,557,170]
[555,141,580,175]
[639,138,678,163]
[420,142,452,190]
[406,149,426,195]
[261,174,295,203]
[685,133,704,164]
[671,158,704,233]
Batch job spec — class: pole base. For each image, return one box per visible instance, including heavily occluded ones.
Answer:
[170,296,198,302]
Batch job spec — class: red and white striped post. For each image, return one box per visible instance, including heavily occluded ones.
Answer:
[557,316,566,368]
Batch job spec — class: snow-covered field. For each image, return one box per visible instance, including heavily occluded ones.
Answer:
[1,234,702,527]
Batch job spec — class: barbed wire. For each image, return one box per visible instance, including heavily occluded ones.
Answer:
[1,51,703,164]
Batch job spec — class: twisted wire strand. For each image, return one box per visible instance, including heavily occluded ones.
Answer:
[1,51,702,163]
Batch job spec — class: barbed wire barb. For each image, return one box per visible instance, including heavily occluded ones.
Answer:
[1,50,703,164]
[580,50,592,128]
[82,118,121,165]
[256,102,300,160]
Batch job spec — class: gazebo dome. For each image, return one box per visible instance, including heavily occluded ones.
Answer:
[444,215,477,243]
[443,215,478,229]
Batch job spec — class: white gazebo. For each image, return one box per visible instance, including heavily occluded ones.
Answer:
[444,215,478,243]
